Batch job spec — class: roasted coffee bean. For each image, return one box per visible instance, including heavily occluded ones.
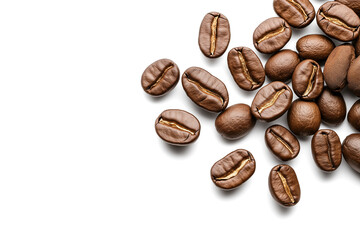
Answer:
[141,59,180,96]
[155,109,200,145]
[316,1,360,42]
[268,164,300,207]
[265,125,300,161]
[316,87,346,125]
[311,129,342,172]
[227,47,265,91]
[273,0,315,28]
[265,49,300,82]
[211,149,256,190]
[292,59,324,100]
[348,99,360,131]
[199,12,230,58]
[251,81,293,122]
[347,56,360,97]
[253,17,292,54]
[296,34,335,62]
[336,0,360,15]
[324,44,355,92]
[354,37,360,56]
[342,134,360,173]
[287,100,321,136]
[182,67,229,112]
[215,104,256,140]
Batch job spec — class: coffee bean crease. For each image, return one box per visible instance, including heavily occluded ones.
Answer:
[237,49,258,87]
[210,14,220,56]
[319,10,358,32]
[147,64,174,90]
[257,88,286,114]
[158,117,196,135]
[277,167,295,203]
[322,132,336,169]
[214,158,251,181]
[287,0,309,20]
[256,25,286,44]
[303,63,317,97]
[270,129,294,154]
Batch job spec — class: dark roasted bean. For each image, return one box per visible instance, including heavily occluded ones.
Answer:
[316,87,347,125]
[265,49,300,82]
[342,134,360,173]
[296,34,335,62]
[348,99,360,131]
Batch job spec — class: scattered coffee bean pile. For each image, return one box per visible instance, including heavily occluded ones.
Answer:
[141,0,360,207]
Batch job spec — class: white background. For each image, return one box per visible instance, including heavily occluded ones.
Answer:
[0,0,359,239]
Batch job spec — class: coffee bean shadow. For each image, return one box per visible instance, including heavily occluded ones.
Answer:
[162,142,194,156]
[291,28,304,39]
[318,168,338,179]
[213,180,252,198]
[186,101,219,120]
[343,162,360,180]
[201,54,219,67]
[144,88,177,103]
[273,201,293,215]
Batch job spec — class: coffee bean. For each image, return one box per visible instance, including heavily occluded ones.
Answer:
[253,17,292,54]
[227,47,265,91]
[182,67,229,112]
[211,149,256,190]
[324,44,355,92]
[347,56,360,97]
[155,109,200,145]
[287,99,321,136]
[342,134,360,173]
[265,49,300,82]
[199,12,230,58]
[316,87,347,125]
[335,0,360,15]
[265,125,300,161]
[251,81,293,122]
[311,129,342,172]
[268,164,300,207]
[273,0,315,28]
[296,34,335,62]
[141,59,180,96]
[292,59,324,100]
[316,1,360,42]
[215,104,256,140]
[348,99,360,131]
[354,37,360,56]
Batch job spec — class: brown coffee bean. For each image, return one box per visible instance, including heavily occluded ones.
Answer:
[324,44,355,92]
[348,99,360,131]
[316,1,360,42]
[253,17,292,54]
[342,133,360,173]
[292,59,324,100]
[215,104,256,140]
[335,0,360,15]
[227,47,265,91]
[265,125,300,161]
[316,87,347,125]
[296,34,335,62]
[311,129,342,172]
[182,67,229,112]
[268,164,300,207]
[251,81,293,122]
[211,149,256,190]
[155,109,200,145]
[265,49,300,82]
[287,100,321,136]
[141,59,180,96]
[273,0,315,28]
[347,56,360,97]
[354,37,360,56]
[198,12,230,58]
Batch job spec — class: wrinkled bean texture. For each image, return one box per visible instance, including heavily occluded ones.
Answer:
[211,149,256,190]
[253,17,292,54]
[287,100,321,136]
[316,87,346,125]
[292,59,324,100]
[348,99,360,131]
[354,37,360,56]
[347,56,360,97]
[141,59,180,96]
[155,109,200,145]
[311,129,342,172]
[336,0,360,15]
[268,164,301,207]
[273,0,315,28]
[215,104,256,140]
[182,67,229,112]
[296,34,335,62]
[265,49,300,82]
[227,47,265,91]
[316,1,360,42]
[342,134,360,173]
[265,125,300,161]
[324,44,355,92]
[251,81,293,122]
[199,12,230,58]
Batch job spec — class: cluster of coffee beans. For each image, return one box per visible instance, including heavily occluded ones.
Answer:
[141,0,360,207]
